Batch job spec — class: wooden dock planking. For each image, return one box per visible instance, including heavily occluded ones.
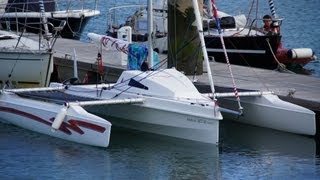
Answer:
[53,37,126,82]
[198,61,320,101]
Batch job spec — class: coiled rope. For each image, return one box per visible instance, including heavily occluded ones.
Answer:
[265,38,294,73]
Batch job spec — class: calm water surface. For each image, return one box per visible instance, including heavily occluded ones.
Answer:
[0,121,319,179]
[1,0,320,179]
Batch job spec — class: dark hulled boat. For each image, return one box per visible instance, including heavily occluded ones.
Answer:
[205,32,282,69]
[0,0,100,39]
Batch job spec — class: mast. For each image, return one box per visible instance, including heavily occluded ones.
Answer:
[147,0,154,69]
[206,0,214,18]
[191,0,216,95]
[268,0,277,18]
[39,0,51,48]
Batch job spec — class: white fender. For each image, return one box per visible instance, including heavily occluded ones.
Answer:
[51,105,68,132]
[289,48,314,59]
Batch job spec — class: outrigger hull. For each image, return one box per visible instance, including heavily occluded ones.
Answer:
[217,94,316,136]
[0,91,111,147]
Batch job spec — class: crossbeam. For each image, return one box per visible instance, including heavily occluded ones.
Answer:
[68,98,145,106]
[203,91,273,98]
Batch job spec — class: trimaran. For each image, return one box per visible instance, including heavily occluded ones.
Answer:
[0,0,316,148]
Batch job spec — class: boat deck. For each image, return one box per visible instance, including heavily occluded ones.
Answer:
[17,90,98,105]
[52,37,320,135]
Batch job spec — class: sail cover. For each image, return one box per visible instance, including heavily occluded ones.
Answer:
[5,0,56,12]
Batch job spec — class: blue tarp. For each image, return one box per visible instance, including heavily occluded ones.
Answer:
[127,44,159,70]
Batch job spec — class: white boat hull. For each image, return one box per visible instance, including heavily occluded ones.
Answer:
[87,97,220,144]
[57,68,222,144]
[0,92,111,147]
[0,10,100,19]
[0,30,53,88]
[0,50,53,87]
[218,94,316,136]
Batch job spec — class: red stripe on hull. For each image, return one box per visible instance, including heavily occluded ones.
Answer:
[0,106,106,135]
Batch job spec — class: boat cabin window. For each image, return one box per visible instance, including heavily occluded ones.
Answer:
[221,16,236,29]
[0,35,14,40]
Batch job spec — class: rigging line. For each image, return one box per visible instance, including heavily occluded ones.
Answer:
[255,0,259,34]
[7,20,45,32]
[181,10,195,49]
[224,37,270,91]
[111,69,167,99]
[14,28,24,49]
[211,0,243,113]
[66,11,84,35]
[225,38,251,66]
[117,63,169,91]
[192,41,202,82]
[173,0,177,66]
[166,0,179,66]
[174,34,199,58]
[6,54,22,88]
[109,65,166,90]
[231,0,255,37]
[154,56,168,69]
[171,2,201,67]
[111,86,207,102]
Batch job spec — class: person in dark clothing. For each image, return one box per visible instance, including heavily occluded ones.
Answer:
[262,14,280,35]
[140,60,149,71]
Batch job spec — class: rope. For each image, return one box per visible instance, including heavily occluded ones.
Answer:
[65,12,84,38]
[231,0,255,37]
[265,38,295,74]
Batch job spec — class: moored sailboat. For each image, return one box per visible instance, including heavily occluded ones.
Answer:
[0,30,54,88]
[0,0,100,39]
[0,0,63,88]
[106,0,316,71]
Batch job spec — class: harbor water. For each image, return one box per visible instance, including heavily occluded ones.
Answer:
[0,121,319,179]
[1,0,320,179]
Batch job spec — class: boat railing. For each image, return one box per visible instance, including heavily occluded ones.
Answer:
[0,15,65,38]
[107,4,147,33]
[0,0,99,13]
[107,4,169,38]
[0,0,99,38]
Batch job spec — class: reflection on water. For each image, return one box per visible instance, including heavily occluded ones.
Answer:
[108,128,220,179]
[0,124,220,179]
[0,121,319,179]
[220,121,320,179]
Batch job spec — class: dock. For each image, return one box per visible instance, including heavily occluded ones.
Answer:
[52,37,320,135]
